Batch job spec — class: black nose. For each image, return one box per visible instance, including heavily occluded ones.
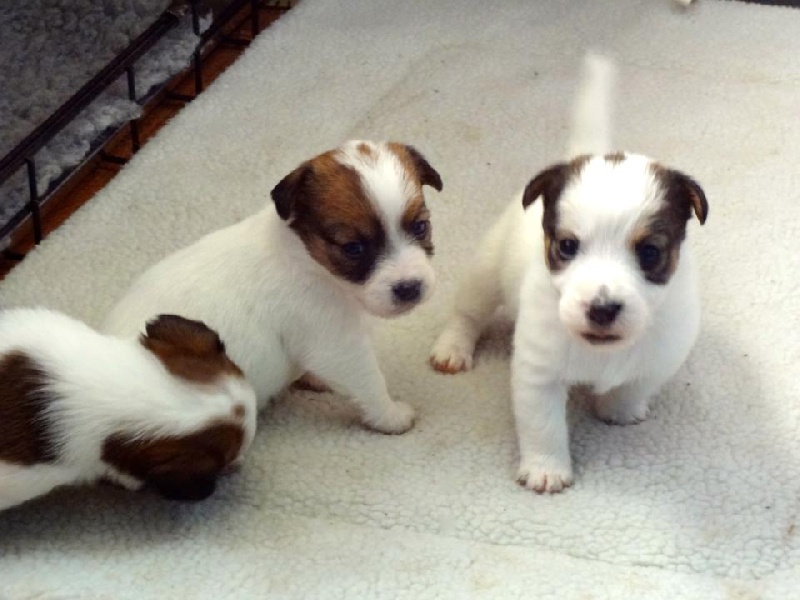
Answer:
[392,280,422,303]
[587,301,623,327]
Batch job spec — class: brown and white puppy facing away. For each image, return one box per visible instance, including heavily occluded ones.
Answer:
[0,309,258,511]
[104,140,443,434]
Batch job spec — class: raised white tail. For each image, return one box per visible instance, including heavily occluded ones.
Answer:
[565,53,617,159]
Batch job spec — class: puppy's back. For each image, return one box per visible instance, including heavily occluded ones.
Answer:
[0,309,100,467]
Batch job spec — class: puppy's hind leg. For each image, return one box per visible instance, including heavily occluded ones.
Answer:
[430,243,503,374]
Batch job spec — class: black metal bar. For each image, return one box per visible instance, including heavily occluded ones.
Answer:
[191,1,202,35]
[0,12,180,186]
[166,91,195,103]
[2,250,25,261]
[200,0,253,43]
[0,109,137,242]
[126,65,138,102]
[251,0,259,38]
[222,35,250,46]
[194,49,204,94]
[190,2,204,95]
[126,67,142,152]
[130,120,141,152]
[100,152,129,166]
[25,160,43,244]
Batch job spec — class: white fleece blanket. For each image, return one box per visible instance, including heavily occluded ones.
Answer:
[1,1,799,597]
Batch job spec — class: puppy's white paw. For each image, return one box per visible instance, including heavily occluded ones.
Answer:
[594,396,649,425]
[365,401,415,435]
[104,468,144,491]
[516,457,574,494]
[429,329,474,374]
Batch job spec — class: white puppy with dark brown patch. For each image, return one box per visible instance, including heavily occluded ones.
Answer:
[0,309,257,511]
[105,141,442,434]
[430,55,708,493]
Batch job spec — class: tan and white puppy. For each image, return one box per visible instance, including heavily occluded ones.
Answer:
[105,140,442,434]
[0,309,257,511]
[430,55,708,493]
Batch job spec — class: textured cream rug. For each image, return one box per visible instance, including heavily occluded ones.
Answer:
[2,0,799,597]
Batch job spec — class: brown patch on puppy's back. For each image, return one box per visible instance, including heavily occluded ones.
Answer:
[102,420,244,502]
[141,315,243,385]
[0,351,57,465]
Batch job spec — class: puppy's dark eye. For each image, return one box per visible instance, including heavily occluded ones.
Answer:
[341,241,366,258]
[558,238,580,260]
[637,243,661,271]
[410,220,428,238]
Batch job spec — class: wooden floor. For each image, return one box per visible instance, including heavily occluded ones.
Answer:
[0,5,288,281]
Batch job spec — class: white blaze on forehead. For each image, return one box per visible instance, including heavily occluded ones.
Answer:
[335,140,416,248]
[557,154,663,241]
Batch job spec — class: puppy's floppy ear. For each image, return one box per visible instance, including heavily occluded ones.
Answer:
[102,424,244,503]
[133,438,221,502]
[142,428,242,501]
[403,145,443,192]
[521,163,570,209]
[660,169,708,225]
[143,314,225,355]
[147,455,220,502]
[271,162,312,221]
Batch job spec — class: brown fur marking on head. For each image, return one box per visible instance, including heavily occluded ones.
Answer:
[102,421,244,502]
[651,164,709,226]
[357,142,376,159]
[522,156,589,272]
[401,194,434,256]
[0,351,58,465]
[271,151,387,283]
[141,315,243,385]
[386,143,443,192]
[628,228,680,285]
[605,152,626,165]
[636,164,708,284]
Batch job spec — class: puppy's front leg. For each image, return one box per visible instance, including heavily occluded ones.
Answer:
[512,370,573,493]
[430,225,504,374]
[305,334,414,435]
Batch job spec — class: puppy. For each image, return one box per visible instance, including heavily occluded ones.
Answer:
[430,54,708,493]
[0,309,257,510]
[105,140,442,434]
